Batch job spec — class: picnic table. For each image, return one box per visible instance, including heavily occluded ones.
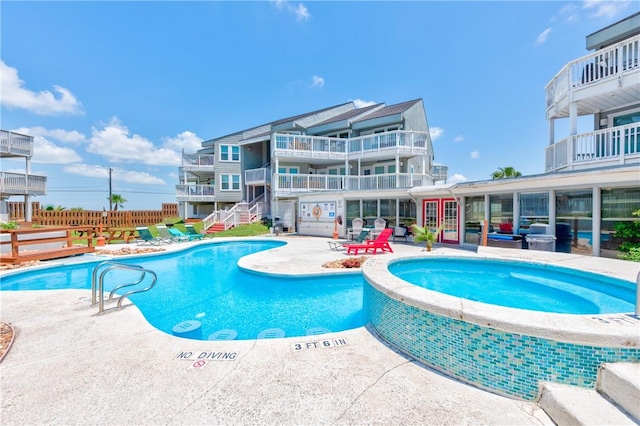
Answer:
[73,227,139,243]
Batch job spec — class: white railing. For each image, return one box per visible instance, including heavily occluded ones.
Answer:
[546,35,639,110]
[274,173,433,193]
[181,153,215,171]
[245,167,271,185]
[545,123,640,171]
[175,184,216,201]
[0,130,34,157]
[0,172,47,195]
[431,164,448,182]
[273,131,431,159]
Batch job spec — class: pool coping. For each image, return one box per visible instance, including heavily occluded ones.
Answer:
[362,246,640,347]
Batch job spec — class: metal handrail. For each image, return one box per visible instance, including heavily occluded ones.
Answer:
[91,261,157,313]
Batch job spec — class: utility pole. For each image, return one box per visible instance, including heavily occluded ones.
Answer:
[108,167,113,211]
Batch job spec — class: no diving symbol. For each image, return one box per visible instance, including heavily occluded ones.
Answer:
[189,359,207,370]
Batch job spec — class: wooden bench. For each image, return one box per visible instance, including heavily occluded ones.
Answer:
[1,227,95,264]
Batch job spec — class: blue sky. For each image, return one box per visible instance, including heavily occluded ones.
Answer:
[1,0,637,210]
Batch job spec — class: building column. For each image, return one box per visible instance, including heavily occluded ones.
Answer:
[513,192,520,235]
[569,102,578,136]
[459,196,466,246]
[548,118,555,145]
[25,156,32,222]
[592,187,601,257]
[548,189,556,233]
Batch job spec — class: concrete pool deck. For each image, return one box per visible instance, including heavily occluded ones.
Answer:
[1,235,636,425]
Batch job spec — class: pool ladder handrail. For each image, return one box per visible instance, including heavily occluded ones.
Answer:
[91,261,157,314]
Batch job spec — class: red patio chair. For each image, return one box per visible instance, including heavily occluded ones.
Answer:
[345,228,394,255]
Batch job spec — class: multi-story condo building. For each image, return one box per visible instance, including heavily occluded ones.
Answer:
[409,12,639,258]
[0,130,47,222]
[178,99,444,235]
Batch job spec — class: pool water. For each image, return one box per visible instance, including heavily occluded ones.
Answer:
[0,241,365,340]
[388,258,635,314]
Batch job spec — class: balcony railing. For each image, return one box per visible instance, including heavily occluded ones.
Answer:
[431,164,448,182]
[546,35,639,110]
[274,173,432,193]
[245,167,271,185]
[181,153,215,171]
[545,123,640,172]
[0,130,34,157]
[0,172,47,195]
[175,184,216,202]
[273,131,431,160]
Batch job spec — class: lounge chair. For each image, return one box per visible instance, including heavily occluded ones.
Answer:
[345,228,394,255]
[156,224,184,243]
[135,227,166,246]
[347,218,364,241]
[168,227,197,242]
[393,226,409,243]
[184,224,205,241]
[369,217,387,240]
[328,230,369,251]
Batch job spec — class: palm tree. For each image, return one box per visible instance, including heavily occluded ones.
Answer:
[411,222,445,251]
[491,166,522,180]
[109,194,127,211]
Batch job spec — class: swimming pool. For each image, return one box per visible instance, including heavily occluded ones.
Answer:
[0,241,365,340]
[362,252,640,400]
[388,257,635,314]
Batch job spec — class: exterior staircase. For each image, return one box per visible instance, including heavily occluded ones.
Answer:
[537,362,640,425]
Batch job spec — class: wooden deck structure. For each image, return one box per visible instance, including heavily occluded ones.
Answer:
[0,227,95,264]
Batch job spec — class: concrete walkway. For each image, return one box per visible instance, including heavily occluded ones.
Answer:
[0,236,554,425]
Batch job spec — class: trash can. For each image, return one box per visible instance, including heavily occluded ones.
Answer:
[526,234,556,252]
[273,222,284,236]
[555,223,572,253]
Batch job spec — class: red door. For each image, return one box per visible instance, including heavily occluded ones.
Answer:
[422,198,459,244]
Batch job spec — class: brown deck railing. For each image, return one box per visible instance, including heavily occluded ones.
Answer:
[0,227,95,264]
[7,203,179,227]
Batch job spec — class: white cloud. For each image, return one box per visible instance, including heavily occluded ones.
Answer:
[556,3,579,22]
[582,0,631,19]
[352,98,377,108]
[470,150,480,160]
[271,1,310,22]
[162,131,203,152]
[310,75,325,88]
[429,127,444,141]
[0,60,84,116]
[31,136,83,164]
[88,117,185,166]
[13,126,86,144]
[454,135,465,143]
[447,173,468,184]
[294,3,310,21]
[536,28,552,45]
[63,164,165,185]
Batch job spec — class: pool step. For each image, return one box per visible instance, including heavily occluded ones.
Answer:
[597,362,640,422]
[538,363,640,425]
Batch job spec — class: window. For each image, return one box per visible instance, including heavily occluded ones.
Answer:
[374,166,385,174]
[220,145,240,162]
[221,174,240,191]
[278,167,299,174]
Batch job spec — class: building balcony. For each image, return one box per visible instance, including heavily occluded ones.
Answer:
[431,164,448,182]
[273,173,433,196]
[0,172,47,196]
[176,184,216,202]
[545,123,640,172]
[0,130,34,158]
[545,34,639,119]
[181,153,215,172]
[273,131,431,162]
[245,167,271,186]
